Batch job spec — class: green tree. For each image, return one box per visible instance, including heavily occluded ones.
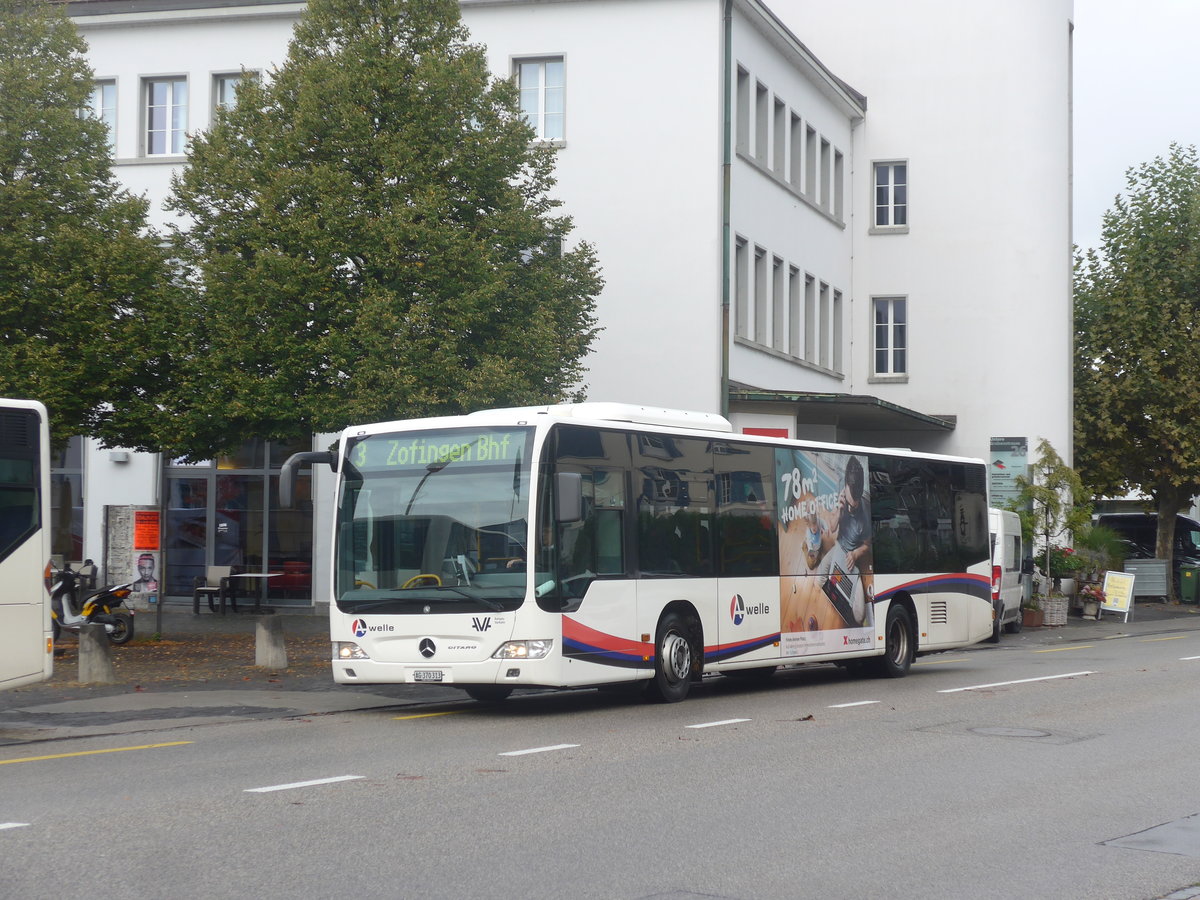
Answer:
[1009,439,1091,585]
[1075,143,1200,598]
[0,0,172,446]
[159,0,601,458]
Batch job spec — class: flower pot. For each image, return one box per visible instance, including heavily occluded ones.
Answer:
[1081,598,1101,619]
[1043,595,1068,626]
[1022,608,1044,628]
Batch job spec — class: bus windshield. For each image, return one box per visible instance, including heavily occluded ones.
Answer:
[335,426,533,614]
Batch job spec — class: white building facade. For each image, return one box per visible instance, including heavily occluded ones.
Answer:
[59,0,1074,601]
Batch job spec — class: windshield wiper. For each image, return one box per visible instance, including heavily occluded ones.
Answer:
[343,589,504,612]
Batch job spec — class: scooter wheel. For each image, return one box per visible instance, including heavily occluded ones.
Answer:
[107,613,135,645]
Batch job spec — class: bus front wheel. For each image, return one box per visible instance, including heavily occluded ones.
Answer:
[645,611,697,703]
[464,685,513,703]
[871,604,914,678]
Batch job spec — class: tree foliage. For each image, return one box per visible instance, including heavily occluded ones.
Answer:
[1008,438,1090,578]
[155,0,602,458]
[0,0,171,445]
[1075,143,1200,592]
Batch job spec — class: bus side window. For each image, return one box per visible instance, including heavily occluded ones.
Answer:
[714,442,777,577]
[634,436,714,577]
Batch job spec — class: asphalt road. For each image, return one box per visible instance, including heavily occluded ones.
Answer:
[4,611,1200,900]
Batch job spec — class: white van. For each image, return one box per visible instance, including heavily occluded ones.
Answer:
[988,507,1024,640]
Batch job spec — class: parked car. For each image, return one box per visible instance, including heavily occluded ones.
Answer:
[1096,512,1200,597]
[988,507,1023,641]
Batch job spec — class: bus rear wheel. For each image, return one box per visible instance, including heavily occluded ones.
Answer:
[645,611,697,703]
[871,604,914,678]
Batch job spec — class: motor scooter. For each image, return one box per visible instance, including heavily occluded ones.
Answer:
[47,560,136,645]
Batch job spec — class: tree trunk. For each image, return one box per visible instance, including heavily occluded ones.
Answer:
[1156,491,1188,602]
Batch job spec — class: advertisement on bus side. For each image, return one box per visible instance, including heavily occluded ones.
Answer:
[776,448,876,657]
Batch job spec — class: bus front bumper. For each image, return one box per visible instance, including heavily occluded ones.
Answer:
[331,654,560,687]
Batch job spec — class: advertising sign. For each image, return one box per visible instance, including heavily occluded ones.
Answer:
[989,436,1028,507]
[1102,570,1135,622]
[776,448,875,657]
[133,509,160,550]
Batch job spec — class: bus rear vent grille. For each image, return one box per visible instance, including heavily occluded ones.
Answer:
[0,410,34,451]
[930,600,949,625]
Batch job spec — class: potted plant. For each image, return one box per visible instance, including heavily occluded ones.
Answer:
[1022,593,1044,628]
[1078,582,1106,619]
[1073,523,1125,579]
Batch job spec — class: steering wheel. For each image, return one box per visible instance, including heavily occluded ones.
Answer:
[401,573,443,589]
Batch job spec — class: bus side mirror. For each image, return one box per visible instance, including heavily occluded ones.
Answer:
[555,472,583,523]
[280,451,337,508]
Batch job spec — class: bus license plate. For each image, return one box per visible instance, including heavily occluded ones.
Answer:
[412,670,444,683]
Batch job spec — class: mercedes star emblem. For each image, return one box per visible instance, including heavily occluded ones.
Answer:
[419,638,436,659]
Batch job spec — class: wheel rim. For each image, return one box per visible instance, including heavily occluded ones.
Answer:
[888,617,909,665]
[661,630,692,684]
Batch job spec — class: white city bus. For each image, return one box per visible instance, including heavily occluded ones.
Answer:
[284,403,993,702]
[0,399,53,689]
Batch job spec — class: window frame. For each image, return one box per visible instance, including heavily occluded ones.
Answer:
[143,76,189,157]
[85,80,117,153]
[872,160,909,232]
[514,56,565,143]
[212,71,256,118]
[871,295,908,381]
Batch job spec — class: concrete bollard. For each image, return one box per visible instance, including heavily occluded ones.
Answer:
[255,615,288,669]
[78,623,117,684]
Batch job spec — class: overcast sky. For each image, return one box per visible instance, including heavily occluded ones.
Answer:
[1073,0,1200,252]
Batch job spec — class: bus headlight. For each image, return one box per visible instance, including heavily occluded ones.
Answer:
[492,640,553,660]
[334,642,370,660]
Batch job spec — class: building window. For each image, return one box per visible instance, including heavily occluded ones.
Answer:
[213,72,254,114]
[516,57,564,141]
[772,98,785,178]
[85,80,116,152]
[805,125,817,200]
[164,438,313,602]
[874,161,908,228]
[834,150,845,221]
[787,265,801,357]
[735,66,750,155]
[818,281,830,368]
[734,237,748,338]
[144,77,188,155]
[804,273,815,361]
[50,437,84,563]
[754,246,767,345]
[832,289,843,373]
[789,113,802,189]
[819,138,831,211]
[754,81,768,166]
[873,296,908,376]
[771,255,784,351]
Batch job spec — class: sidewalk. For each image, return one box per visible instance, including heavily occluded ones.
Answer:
[3,600,1199,748]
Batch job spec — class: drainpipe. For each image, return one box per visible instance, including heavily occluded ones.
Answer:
[720,0,732,419]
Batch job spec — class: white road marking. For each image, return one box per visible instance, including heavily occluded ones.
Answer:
[499,744,579,757]
[686,718,751,729]
[245,775,364,793]
[0,823,30,830]
[1181,656,1200,661]
[937,671,1095,693]
[828,700,880,708]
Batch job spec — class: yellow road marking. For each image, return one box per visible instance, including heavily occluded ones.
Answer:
[1140,635,1188,642]
[914,657,969,666]
[0,741,191,765]
[393,711,461,720]
[1034,645,1093,653]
